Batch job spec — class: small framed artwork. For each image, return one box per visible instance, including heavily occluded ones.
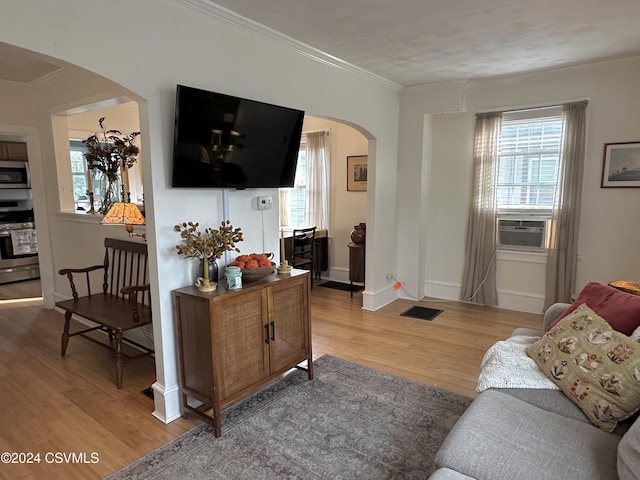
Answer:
[347,155,367,191]
[601,142,640,187]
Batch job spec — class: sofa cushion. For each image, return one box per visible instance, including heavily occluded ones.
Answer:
[543,302,572,330]
[618,416,640,480]
[428,468,476,480]
[436,390,620,480]
[528,304,640,432]
[546,281,640,335]
[511,327,543,337]
[494,388,591,424]
[496,387,637,435]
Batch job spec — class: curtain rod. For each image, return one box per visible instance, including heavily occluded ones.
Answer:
[476,98,589,115]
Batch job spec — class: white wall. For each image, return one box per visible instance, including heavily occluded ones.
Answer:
[396,84,465,300]
[0,0,400,423]
[426,112,474,298]
[397,57,640,314]
[302,116,368,282]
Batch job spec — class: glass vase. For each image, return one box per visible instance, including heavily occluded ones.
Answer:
[98,174,121,214]
[199,257,219,284]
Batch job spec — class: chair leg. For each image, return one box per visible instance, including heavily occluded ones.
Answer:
[115,331,124,389]
[61,311,72,356]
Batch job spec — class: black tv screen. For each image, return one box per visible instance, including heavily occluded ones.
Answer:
[171,85,305,189]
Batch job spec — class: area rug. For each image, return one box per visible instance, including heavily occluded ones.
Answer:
[318,280,364,293]
[106,355,472,480]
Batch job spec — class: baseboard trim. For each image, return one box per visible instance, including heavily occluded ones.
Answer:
[151,381,182,424]
[424,280,544,314]
[363,285,397,311]
[497,289,545,314]
[327,267,350,284]
[424,281,460,301]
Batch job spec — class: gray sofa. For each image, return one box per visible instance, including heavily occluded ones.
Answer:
[430,303,640,480]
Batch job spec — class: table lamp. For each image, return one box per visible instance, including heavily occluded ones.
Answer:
[101,202,146,241]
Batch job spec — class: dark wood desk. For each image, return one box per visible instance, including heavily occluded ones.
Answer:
[284,233,328,279]
[348,242,365,297]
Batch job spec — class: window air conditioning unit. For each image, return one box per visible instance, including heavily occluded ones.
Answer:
[497,218,548,249]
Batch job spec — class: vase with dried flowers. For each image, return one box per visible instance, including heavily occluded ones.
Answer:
[83,117,140,214]
[174,220,243,292]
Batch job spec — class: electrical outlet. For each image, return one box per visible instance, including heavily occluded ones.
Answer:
[386,274,394,280]
[257,195,273,210]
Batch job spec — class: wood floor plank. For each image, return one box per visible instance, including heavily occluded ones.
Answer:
[0,279,542,479]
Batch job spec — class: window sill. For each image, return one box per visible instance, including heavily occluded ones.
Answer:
[57,211,104,224]
[496,248,547,264]
[55,211,147,233]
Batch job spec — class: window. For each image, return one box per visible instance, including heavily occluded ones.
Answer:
[279,130,329,230]
[70,140,91,211]
[280,140,307,228]
[496,107,563,213]
[70,139,114,213]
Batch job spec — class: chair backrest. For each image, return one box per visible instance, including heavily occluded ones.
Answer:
[103,237,149,304]
[292,227,316,260]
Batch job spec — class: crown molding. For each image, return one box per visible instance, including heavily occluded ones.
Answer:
[173,0,403,93]
[465,54,640,90]
[401,54,640,95]
[402,79,468,96]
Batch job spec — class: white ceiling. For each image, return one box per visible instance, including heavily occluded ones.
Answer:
[205,0,640,87]
[3,1,640,88]
[0,42,61,84]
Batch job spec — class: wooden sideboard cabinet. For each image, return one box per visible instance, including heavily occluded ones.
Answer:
[173,269,313,436]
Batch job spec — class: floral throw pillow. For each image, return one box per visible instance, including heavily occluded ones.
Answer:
[527,303,640,432]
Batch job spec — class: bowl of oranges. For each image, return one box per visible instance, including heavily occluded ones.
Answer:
[229,253,275,282]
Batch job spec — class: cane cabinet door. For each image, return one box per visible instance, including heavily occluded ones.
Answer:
[268,275,310,373]
[211,288,269,401]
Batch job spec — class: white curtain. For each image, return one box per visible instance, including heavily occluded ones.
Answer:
[305,131,330,230]
[279,188,290,227]
[544,101,588,309]
[460,112,502,306]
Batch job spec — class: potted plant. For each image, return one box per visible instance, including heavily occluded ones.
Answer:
[84,117,140,213]
[174,220,243,292]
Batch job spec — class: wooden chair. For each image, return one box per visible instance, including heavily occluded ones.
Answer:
[55,238,153,388]
[290,226,316,289]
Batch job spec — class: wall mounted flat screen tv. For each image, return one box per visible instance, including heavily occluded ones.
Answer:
[171,85,305,189]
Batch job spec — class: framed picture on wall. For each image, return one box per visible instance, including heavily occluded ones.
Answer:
[601,142,640,187]
[347,155,367,191]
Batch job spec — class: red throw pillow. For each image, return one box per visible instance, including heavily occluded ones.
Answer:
[546,281,640,335]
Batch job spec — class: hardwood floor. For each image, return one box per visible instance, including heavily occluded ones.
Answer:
[310,285,541,398]
[0,279,542,480]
